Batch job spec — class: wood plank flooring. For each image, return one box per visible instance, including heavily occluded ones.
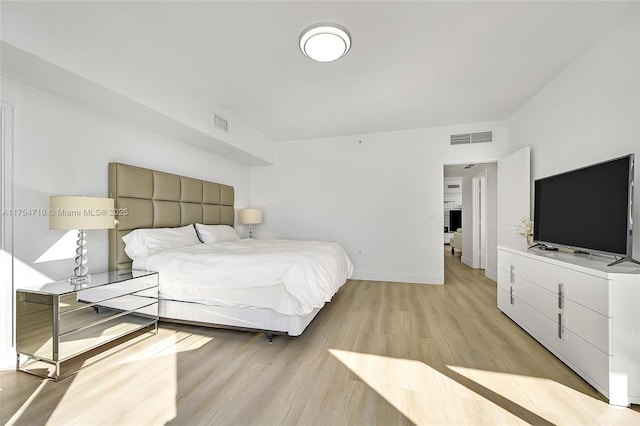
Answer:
[2,247,639,425]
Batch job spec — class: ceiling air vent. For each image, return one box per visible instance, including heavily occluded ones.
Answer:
[450,131,493,145]
[450,133,471,145]
[214,114,229,132]
[471,131,492,144]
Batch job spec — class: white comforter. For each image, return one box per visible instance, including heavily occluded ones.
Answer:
[136,239,353,315]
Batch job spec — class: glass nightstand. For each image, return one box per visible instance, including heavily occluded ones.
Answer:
[16,270,158,380]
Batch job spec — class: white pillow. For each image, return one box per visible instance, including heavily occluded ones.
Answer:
[122,225,201,260]
[195,224,240,243]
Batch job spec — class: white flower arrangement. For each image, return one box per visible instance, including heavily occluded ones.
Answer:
[515,217,534,237]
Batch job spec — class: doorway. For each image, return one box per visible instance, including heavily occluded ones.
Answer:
[443,161,497,281]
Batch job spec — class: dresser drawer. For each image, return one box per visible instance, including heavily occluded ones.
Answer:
[512,274,556,321]
[556,327,610,394]
[499,250,609,315]
[513,295,610,393]
[563,298,610,354]
[59,289,157,335]
[510,295,561,354]
[58,302,158,360]
[59,275,158,313]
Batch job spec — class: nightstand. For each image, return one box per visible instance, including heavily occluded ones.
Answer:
[16,270,158,381]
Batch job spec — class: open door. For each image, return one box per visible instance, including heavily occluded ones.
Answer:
[472,171,487,269]
[497,147,531,251]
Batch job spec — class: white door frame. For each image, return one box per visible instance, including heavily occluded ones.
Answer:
[1,103,15,369]
[472,170,487,269]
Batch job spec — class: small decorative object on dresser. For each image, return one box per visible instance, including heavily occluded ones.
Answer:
[514,216,534,248]
[16,270,158,380]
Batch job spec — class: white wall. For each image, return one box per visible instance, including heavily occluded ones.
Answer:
[251,122,507,284]
[461,162,498,280]
[1,78,251,285]
[507,12,640,256]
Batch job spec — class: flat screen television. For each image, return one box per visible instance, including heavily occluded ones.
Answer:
[533,154,636,265]
[449,210,461,233]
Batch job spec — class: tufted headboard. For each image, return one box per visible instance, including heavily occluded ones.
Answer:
[108,162,234,271]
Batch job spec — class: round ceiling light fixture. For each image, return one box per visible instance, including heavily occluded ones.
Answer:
[299,23,351,62]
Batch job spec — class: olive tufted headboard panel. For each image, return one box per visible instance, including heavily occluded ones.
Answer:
[108,162,234,271]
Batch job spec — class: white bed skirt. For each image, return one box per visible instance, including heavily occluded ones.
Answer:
[159,299,322,336]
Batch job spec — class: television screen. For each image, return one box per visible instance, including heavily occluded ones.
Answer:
[449,210,462,232]
[533,154,634,256]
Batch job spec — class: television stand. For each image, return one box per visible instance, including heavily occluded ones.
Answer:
[498,245,640,406]
[608,257,640,267]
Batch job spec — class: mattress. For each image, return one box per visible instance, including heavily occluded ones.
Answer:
[134,239,353,316]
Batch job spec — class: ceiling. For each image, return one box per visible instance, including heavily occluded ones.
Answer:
[0,1,635,142]
[444,164,475,178]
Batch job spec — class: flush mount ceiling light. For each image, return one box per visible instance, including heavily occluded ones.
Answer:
[299,23,351,62]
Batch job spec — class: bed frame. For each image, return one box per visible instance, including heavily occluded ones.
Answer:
[107,162,321,339]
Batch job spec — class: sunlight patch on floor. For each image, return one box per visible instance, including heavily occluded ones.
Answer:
[4,380,48,425]
[329,349,531,425]
[447,365,640,425]
[113,332,214,366]
[49,332,214,423]
[48,350,179,424]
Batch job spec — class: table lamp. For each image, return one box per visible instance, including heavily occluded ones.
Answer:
[49,196,115,284]
[238,208,262,239]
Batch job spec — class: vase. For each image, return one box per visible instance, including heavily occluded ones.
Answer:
[527,235,534,247]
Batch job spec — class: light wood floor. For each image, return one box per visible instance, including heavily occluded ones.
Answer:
[2,247,639,425]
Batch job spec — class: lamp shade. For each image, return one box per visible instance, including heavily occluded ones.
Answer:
[238,208,263,225]
[49,196,115,230]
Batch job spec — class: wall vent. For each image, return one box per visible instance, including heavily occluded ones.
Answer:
[450,131,492,145]
[214,114,229,132]
[450,133,471,145]
[471,131,492,144]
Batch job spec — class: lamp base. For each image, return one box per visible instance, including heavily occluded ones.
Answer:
[68,229,90,285]
[66,274,91,286]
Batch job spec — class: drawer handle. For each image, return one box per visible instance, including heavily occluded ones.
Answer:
[510,265,515,284]
[510,286,514,305]
[558,313,563,339]
[558,283,564,310]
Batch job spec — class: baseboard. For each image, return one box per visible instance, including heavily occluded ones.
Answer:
[484,268,497,282]
[461,256,473,268]
[351,271,444,285]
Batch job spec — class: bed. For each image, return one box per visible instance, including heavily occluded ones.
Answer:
[108,162,352,338]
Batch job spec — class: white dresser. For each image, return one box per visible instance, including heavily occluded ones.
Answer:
[497,246,640,406]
